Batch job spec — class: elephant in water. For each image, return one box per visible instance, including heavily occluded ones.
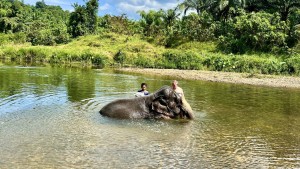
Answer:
[100,86,194,119]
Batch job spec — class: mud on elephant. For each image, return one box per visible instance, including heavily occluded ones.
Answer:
[99,86,194,119]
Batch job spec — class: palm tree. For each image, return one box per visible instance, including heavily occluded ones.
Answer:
[138,10,164,36]
[179,0,216,16]
[211,0,246,20]
[161,7,181,28]
[242,0,300,21]
[264,0,300,21]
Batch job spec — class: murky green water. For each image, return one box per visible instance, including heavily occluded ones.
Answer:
[0,64,299,168]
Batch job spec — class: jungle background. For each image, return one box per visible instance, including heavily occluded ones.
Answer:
[0,0,300,75]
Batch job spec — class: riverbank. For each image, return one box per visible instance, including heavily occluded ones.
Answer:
[119,68,300,89]
[1,33,300,77]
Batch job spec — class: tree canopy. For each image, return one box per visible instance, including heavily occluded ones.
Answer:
[0,0,299,53]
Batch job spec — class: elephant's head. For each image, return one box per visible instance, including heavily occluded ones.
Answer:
[151,86,194,119]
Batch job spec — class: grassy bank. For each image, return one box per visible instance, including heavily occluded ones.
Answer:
[1,32,300,75]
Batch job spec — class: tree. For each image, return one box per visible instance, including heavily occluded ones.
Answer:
[179,0,215,16]
[0,0,25,33]
[68,3,88,37]
[217,12,289,53]
[0,0,12,17]
[286,9,300,47]
[138,10,164,37]
[162,8,181,28]
[161,8,181,47]
[244,0,266,12]
[68,0,99,37]
[211,0,246,20]
[36,0,47,9]
[86,0,98,34]
[98,14,140,35]
[263,0,300,21]
[181,12,215,42]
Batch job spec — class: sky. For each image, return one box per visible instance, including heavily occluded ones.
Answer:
[23,0,183,20]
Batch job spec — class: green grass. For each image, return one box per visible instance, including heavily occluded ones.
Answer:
[0,32,300,75]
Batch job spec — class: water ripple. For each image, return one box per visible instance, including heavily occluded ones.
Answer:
[1,65,300,168]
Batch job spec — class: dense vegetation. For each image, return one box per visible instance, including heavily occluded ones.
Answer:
[0,0,299,75]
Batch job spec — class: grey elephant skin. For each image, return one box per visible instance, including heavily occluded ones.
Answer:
[99,86,194,119]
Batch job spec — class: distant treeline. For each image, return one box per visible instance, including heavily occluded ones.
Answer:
[0,0,299,54]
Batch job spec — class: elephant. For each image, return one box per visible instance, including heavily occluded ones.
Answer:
[99,86,194,119]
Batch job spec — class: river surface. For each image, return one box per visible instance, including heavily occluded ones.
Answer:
[0,64,299,168]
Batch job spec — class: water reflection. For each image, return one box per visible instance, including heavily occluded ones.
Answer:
[0,64,299,168]
[185,80,300,167]
[66,68,96,102]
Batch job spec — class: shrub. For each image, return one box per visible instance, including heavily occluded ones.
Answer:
[0,33,10,45]
[286,56,300,75]
[91,54,107,68]
[80,52,93,61]
[160,50,203,70]
[28,29,56,46]
[11,32,27,44]
[1,47,18,60]
[53,27,70,44]
[133,54,155,68]
[17,48,47,62]
[202,54,290,74]
[181,12,216,42]
[50,51,78,63]
[217,12,289,54]
[286,9,300,48]
[27,26,70,46]
[113,50,126,65]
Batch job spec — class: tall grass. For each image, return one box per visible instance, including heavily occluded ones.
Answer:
[1,32,300,75]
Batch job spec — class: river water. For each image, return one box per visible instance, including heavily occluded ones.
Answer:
[0,64,299,168]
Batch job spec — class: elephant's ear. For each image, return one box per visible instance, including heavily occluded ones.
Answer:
[153,94,164,101]
[172,91,183,105]
[158,98,168,106]
[153,95,168,105]
[151,100,171,116]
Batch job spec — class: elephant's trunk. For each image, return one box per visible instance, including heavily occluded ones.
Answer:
[181,96,194,119]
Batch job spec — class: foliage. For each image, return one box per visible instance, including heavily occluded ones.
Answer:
[1,32,300,75]
[85,0,98,34]
[286,9,300,48]
[98,14,141,35]
[181,12,216,42]
[250,0,300,21]
[68,3,88,37]
[138,10,164,37]
[113,50,126,65]
[179,0,212,16]
[179,0,246,21]
[217,12,289,53]
[0,0,70,45]
[91,53,108,68]
[159,50,203,70]
[133,53,155,68]
[210,0,246,21]
[0,0,300,75]
[68,0,99,37]
[0,32,26,45]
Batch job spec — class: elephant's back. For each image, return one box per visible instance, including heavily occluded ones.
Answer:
[99,98,148,119]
